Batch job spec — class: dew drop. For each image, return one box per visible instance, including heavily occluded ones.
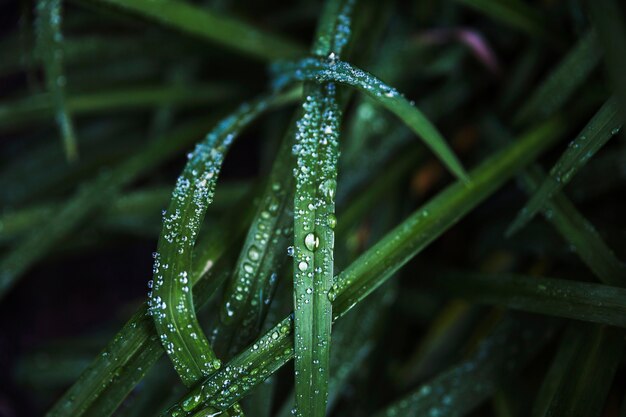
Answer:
[304,233,320,251]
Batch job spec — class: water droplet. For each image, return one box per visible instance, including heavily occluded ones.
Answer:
[247,245,261,262]
[298,261,309,271]
[304,233,320,251]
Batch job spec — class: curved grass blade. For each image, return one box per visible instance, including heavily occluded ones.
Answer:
[88,0,305,61]
[434,271,626,327]
[271,57,469,182]
[163,117,566,417]
[35,0,78,160]
[507,98,623,236]
[46,199,256,417]
[514,31,602,125]
[150,93,291,386]
[374,314,555,417]
[537,323,625,417]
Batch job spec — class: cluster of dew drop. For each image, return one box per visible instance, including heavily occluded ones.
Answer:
[167,317,295,417]
[148,98,271,381]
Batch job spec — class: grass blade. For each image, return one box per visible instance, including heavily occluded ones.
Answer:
[271,57,469,182]
[435,271,626,327]
[507,98,622,236]
[514,31,602,125]
[163,117,566,416]
[150,93,290,386]
[87,0,305,61]
[35,0,78,160]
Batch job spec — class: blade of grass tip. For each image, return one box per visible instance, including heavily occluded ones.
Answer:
[271,57,469,182]
[454,0,556,43]
[374,314,556,417]
[35,0,78,161]
[150,93,293,386]
[213,123,295,359]
[539,323,625,417]
[292,1,356,416]
[588,0,626,121]
[514,31,602,125]
[163,117,567,417]
[45,197,257,417]
[506,98,623,236]
[86,0,306,61]
[434,271,626,327]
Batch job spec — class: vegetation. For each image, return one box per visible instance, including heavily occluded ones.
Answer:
[1,0,625,416]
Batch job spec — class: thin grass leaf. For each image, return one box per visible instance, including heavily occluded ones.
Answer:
[35,0,78,160]
[212,124,295,359]
[163,117,566,416]
[539,323,625,417]
[374,314,555,417]
[150,93,292,386]
[514,31,602,125]
[455,0,555,42]
[507,98,623,236]
[271,57,469,182]
[435,271,626,327]
[0,83,239,130]
[88,0,306,61]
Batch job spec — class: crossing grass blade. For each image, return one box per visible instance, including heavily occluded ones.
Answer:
[161,117,567,416]
[271,57,469,182]
[514,31,602,125]
[434,271,626,327]
[86,0,306,61]
[150,93,294,386]
[35,0,78,160]
[507,98,623,236]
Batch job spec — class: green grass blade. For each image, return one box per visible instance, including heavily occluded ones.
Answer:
[435,271,626,327]
[507,98,622,236]
[514,31,602,125]
[87,0,305,61]
[539,323,625,417]
[35,0,78,161]
[375,315,555,417]
[213,125,295,358]
[0,83,239,130]
[45,201,256,417]
[271,58,469,182]
[150,93,289,386]
[163,117,566,416]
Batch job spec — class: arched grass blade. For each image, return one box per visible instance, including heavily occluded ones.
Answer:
[36,0,78,161]
[435,271,626,327]
[271,58,469,182]
[514,31,602,125]
[88,0,305,61]
[150,93,290,386]
[163,117,566,417]
[374,314,555,417]
[507,98,622,236]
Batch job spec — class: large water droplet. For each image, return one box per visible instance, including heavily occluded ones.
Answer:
[304,232,320,251]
